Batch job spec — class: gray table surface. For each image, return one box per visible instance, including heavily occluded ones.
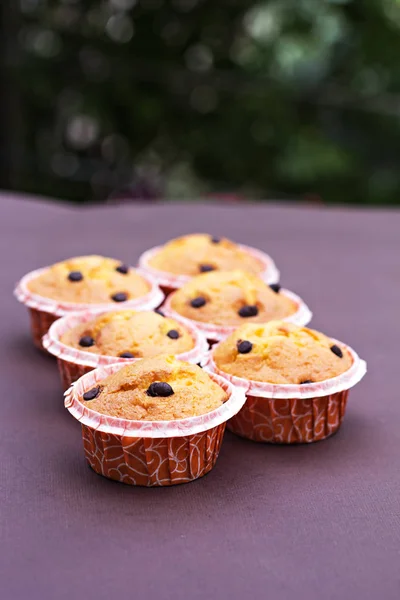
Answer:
[1,192,399,600]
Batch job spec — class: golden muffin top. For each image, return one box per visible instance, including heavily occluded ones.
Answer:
[169,270,297,327]
[28,255,150,304]
[79,355,228,420]
[213,321,353,384]
[61,309,195,358]
[148,234,264,277]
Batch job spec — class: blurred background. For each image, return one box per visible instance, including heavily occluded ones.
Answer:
[1,0,400,206]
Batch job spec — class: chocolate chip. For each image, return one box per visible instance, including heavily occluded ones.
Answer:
[154,309,165,317]
[68,271,83,282]
[210,236,221,244]
[330,344,343,358]
[300,379,313,384]
[119,351,134,358]
[146,382,174,397]
[199,264,215,273]
[79,335,95,348]
[269,283,281,293]
[238,305,258,318]
[116,264,129,274]
[83,386,100,401]
[237,340,253,354]
[111,292,128,302]
[167,329,180,339]
[190,296,206,308]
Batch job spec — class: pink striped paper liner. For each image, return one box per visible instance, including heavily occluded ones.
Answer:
[138,243,280,290]
[161,288,312,342]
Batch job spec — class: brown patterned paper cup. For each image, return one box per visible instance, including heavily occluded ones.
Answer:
[138,243,280,295]
[28,308,60,350]
[14,267,164,351]
[161,289,312,344]
[64,364,246,486]
[202,341,367,444]
[43,309,209,390]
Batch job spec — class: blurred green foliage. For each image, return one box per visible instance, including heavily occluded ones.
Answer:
[8,0,400,204]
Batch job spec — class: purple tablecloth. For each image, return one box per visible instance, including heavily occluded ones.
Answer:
[1,193,399,600]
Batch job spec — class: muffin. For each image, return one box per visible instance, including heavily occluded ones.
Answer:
[14,255,163,349]
[43,309,208,389]
[138,233,280,292]
[203,321,367,443]
[65,356,246,486]
[163,270,312,341]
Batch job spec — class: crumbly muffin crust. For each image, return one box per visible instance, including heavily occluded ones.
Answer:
[213,321,353,384]
[61,310,195,357]
[148,234,264,276]
[79,355,228,420]
[169,270,297,326]
[28,255,150,304]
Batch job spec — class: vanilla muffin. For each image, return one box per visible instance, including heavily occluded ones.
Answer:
[213,321,353,384]
[79,355,228,420]
[147,234,264,277]
[169,270,297,327]
[28,255,150,304]
[61,310,195,358]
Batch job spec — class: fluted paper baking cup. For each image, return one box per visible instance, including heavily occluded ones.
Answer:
[43,308,209,389]
[161,288,312,343]
[14,266,164,349]
[64,363,246,486]
[28,308,60,350]
[138,243,280,291]
[202,340,367,443]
